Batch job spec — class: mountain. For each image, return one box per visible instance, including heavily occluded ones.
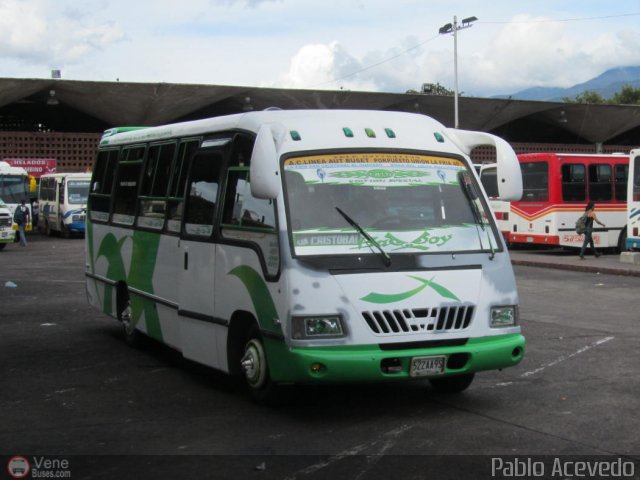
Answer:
[496,66,640,101]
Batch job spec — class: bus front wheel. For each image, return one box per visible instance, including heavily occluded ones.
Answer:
[240,327,279,404]
[429,373,475,393]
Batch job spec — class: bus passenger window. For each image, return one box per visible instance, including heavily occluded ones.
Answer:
[167,140,199,233]
[588,164,612,201]
[184,152,222,237]
[614,164,628,201]
[561,164,586,202]
[89,149,119,220]
[112,162,142,225]
[138,143,176,229]
[521,162,549,201]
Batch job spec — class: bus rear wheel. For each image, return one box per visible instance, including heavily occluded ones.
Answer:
[617,227,627,253]
[117,285,142,347]
[429,373,475,393]
[240,327,280,404]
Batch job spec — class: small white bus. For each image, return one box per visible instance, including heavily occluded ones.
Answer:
[627,149,640,250]
[39,173,91,237]
[85,110,525,402]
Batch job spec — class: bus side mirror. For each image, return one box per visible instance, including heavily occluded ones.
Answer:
[250,124,280,199]
[444,129,523,202]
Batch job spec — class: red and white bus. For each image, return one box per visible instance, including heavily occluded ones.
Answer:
[508,153,629,252]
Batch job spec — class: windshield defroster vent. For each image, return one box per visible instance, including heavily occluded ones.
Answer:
[362,305,474,335]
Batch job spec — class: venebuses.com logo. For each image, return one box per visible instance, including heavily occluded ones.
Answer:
[6,456,71,479]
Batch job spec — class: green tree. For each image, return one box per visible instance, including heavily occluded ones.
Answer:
[610,84,640,105]
[562,90,605,104]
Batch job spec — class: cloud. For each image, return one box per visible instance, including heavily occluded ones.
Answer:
[277,38,425,92]
[0,0,126,65]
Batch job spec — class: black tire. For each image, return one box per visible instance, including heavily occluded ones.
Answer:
[429,373,475,393]
[0,243,6,251]
[617,228,627,254]
[240,326,281,404]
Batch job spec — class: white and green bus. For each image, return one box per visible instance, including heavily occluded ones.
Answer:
[85,110,525,402]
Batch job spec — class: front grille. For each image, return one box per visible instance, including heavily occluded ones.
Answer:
[72,214,86,223]
[362,305,474,336]
[0,216,11,227]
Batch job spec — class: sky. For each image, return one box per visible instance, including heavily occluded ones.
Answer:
[2,0,640,97]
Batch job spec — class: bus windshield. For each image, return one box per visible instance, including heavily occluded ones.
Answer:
[67,180,90,205]
[284,152,498,256]
[0,175,29,203]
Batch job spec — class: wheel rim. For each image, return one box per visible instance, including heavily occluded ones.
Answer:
[241,339,267,389]
[120,304,133,332]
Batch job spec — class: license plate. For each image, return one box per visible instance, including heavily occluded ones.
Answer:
[410,355,445,377]
[526,236,534,243]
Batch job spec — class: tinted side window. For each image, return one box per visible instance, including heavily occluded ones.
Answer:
[521,162,548,201]
[480,168,498,198]
[89,149,119,220]
[561,163,586,202]
[167,140,200,233]
[183,152,222,237]
[615,164,628,202]
[112,146,145,225]
[588,163,612,201]
[138,143,176,230]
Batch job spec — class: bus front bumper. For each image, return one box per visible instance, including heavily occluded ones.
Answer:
[265,333,525,384]
[67,222,86,233]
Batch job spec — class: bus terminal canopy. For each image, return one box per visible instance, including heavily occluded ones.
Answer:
[1,77,640,146]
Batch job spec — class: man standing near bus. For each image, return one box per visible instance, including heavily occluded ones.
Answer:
[579,201,605,259]
[13,199,30,247]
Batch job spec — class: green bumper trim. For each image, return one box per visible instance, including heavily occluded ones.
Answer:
[265,333,525,384]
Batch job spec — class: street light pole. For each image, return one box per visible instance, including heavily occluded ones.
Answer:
[439,15,477,129]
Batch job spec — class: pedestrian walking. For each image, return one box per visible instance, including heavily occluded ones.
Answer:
[579,201,605,259]
[13,199,30,247]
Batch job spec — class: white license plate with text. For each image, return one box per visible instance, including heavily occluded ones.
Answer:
[409,355,445,377]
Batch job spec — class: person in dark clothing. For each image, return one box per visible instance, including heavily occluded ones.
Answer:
[579,201,605,259]
[13,199,30,247]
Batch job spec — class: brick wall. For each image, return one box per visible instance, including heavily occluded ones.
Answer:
[0,132,100,173]
[471,143,633,164]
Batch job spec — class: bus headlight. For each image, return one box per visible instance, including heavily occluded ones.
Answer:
[490,306,518,327]
[292,315,345,339]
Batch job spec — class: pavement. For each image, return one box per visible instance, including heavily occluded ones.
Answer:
[509,246,640,277]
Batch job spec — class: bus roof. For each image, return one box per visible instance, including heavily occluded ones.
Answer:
[0,161,29,175]
[97,109,459,157]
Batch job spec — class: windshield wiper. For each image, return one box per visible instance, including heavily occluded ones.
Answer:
[458,171,496,260]
[335,207,391,267]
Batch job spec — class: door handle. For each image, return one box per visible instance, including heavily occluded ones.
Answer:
[184,251,189,270]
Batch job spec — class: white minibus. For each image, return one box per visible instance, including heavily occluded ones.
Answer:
[39,173,91,237]
[627,149,640,250]
[85,110,524,402]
